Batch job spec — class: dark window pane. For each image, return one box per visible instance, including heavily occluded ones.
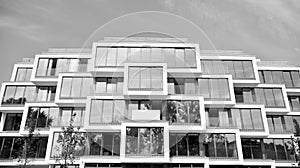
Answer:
[188,134,200,156]
[251,139,262,159]
[177,134,188,156]
[274,139,287,160]
[264,139,276,160]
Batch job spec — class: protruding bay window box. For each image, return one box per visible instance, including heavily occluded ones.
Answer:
[55,73,94,105]
[120,122,169,163]
[123,63,167,97]
[206,105,269,136]
[167,96,206,131]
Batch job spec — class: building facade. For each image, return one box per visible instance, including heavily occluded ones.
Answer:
[0,37,299,168]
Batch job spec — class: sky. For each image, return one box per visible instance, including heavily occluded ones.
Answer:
[0,0,300,83]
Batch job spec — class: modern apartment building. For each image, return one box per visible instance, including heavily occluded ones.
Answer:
[0,37,299,168]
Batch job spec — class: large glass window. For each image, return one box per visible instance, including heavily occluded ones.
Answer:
[15,68,32,81]
[26,107,60,129]
[60,77,94,99]
[36,58,88,77]
[241,138,295,161]
[90,100,126,124]
[267,115,299,135]
[3,113,22,131]
[206,108,263,131]
[170,133,202,157]
[95,47,197,68]
[234,87,286,108]
[202,134,237,158]
[199,78,230,100]
[201,60,255,79]
[128,67,163,91]
[85,132,120,156]
[2,86,55,105]
[166,100,200,124]
[259,70,300,88]
[126,127,164,156]
[0,137,48,159]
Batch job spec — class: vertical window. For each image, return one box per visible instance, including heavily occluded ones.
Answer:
[106,48,117,66]
[175,49,185,67]
[95,47,108,66]
[60,78,72,98]
[36,59,49,76]
[164,48,175,67]
[185,48,196,68]
[289,96,300,111]
[15,68,32,81]
[128,67,163,90]
[116,48,127,66]
[3,113,22,131]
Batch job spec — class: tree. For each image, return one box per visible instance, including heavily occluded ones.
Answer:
[15,108,41,168]
[290,135,300,167]
[55,113,86,168]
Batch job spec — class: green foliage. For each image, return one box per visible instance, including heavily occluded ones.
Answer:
[55,113,86,168]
